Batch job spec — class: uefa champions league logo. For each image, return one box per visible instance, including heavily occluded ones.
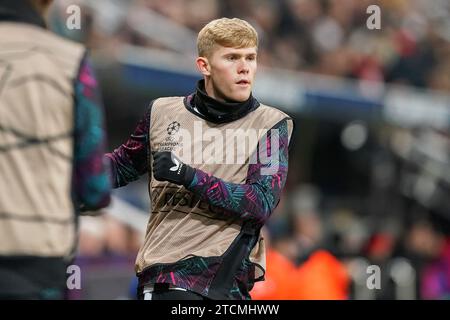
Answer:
[167,121,181,135]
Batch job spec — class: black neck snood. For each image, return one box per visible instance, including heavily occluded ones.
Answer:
[190,80,259,124]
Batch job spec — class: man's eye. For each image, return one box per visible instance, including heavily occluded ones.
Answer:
[247,56,256,61]
[227,56,237,61]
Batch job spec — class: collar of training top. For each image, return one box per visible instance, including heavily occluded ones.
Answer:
[0,0,47,29]
[187,79,260,124]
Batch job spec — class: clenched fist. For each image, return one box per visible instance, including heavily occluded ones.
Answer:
[152,151,195,186]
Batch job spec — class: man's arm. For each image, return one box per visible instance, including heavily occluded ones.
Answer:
[104,103,152,188]
[73,55,111,211]
[186,119,292,225]
[152,118,293,225]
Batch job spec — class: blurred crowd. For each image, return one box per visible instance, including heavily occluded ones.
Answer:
[255,181,450,300]
[45,0,450,300]
[53,0,450,91]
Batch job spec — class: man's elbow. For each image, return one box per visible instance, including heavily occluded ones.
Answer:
[243,207,272,225]
[257,209,272,225]
[79,193,111,214]
[78,175,112,212]
[86,193,111,210]
[252,194,277,225]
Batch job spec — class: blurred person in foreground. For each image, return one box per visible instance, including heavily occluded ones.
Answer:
[0,0,111,299]
[105,18,294,300]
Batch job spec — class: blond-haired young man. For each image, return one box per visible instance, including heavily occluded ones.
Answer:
[106,18,294,300]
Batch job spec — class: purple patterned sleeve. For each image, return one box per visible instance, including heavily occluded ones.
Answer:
[73,56,111,210]
[186,119,292,225]
[104,104,152,188]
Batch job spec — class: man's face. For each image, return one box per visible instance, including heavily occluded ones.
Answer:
[203,45,257,102]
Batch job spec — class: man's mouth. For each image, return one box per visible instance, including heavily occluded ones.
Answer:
[236,80,250,85]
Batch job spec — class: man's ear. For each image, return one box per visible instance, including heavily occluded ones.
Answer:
[196,57,211,76]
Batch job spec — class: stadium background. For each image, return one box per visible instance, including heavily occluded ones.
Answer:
[49,0,449,299]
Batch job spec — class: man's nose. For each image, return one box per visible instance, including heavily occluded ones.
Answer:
[237,59,250,74]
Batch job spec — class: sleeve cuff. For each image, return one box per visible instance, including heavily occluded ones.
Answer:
[183,165,196,188]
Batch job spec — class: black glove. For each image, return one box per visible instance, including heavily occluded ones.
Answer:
[152,151,195,186]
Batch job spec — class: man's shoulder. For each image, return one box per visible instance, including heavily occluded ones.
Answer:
[0,22,85,64]
[253,102,293,124]
[43,29,85,56]
[149,96,187,119]
[152,96,185,107]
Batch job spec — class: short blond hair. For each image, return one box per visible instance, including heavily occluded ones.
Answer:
[197,18,258,58]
